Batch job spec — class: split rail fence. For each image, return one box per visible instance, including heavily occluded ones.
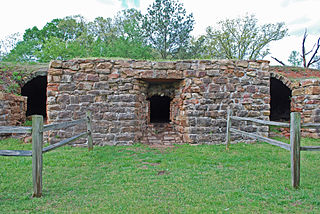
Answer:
[0,111,93,197]
[225,109,320,188]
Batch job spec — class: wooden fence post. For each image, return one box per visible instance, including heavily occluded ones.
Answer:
[225,108,232,150]
[290,112,301,189]
[86,111,93,151]
[32,115,43,197]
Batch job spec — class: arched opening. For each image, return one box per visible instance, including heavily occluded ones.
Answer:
[148,95,171,123]
[270,77,291,121]
[21,76,47,119]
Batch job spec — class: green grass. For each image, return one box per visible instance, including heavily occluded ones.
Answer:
[1,138,320,213]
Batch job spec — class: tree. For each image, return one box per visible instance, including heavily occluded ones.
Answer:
[301,29,320,68]
[4,15,93,62]
[142,0,194,59]
[315,56,320,69]
[112,9,153,59]
[88,9,153,59]
[288,50,302,67]
[273,29,320,69]
[0,33,22,61]
[203,15,288,60]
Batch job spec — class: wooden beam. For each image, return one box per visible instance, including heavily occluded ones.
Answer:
[301,123,320,128]
[86,111,93,151]
[0,126,32,134]
[0,150,32,156]
[300,146,320,151]
[32,115,43,198]
[225,108,232,150]
[43,119,86,132]
[231,116,290,128]
[42,132,87,153]
[290,112,301,189]
[230,128,290,151]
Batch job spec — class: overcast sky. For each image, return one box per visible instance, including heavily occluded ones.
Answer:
[1,0,319,64]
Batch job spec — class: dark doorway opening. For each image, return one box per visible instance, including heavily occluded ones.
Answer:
[21,76,47,118]
[148,95,171,123]
[270,77,291,121]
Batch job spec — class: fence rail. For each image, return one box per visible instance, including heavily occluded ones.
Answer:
[0,126,32,134]
[230,116,290,127]
[0,149,32,156]
[226,109,320,189]
[230,128,291,151]
[43,118,87,132]
[42,132,88,153]
[301,123,320,128]
[0,111,93,197]
[300,146,320,151]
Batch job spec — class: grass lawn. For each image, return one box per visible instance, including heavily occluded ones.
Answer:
[1,137,320,213]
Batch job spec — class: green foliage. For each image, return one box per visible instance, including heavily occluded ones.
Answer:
[1,138,320,212]
[288,50,302,67]
[23,119,32,127]
[2,12,152,62]
[202,15,288,60]
[1,3,288,62]
[143,0,195,59]
[5,82,19,94]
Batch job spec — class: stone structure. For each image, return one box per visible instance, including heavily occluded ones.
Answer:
[46,59,270,145]
[0,92,27,126]
[270,71,320,138]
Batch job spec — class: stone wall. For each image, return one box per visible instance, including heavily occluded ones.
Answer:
[0,92,27,126]
[292,79,320,138]
[271,71,320,138]
[47,59,270,145]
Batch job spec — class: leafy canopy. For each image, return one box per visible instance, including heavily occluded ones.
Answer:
[201,15,288,60]
[1,1,289,62]
[143,0,194,59]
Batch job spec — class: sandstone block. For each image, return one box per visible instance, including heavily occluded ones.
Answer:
[58,83,76,91]
[183,70,196,77]
[86,74,100,82]
[153,61,176,70]
[48,68,63,75]
[292,88,305,96]
[50,60,62,68]
[62,61,79,70]
[80,63,94,72]
[176,62,191,70]
[236,60,249,68]
[305,86,320,95]
[96,62,113,70]
[61,75,72,83]
[246,71,256,77]
[248,61,260,68]
[167,70,183,79]
[73,73,87,81]
[132,61,152,69]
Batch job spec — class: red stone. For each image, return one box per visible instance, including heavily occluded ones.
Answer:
[108,73,120,79]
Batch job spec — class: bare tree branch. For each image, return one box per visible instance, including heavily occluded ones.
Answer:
[271,56,286,66]
[302,29,307,68]
[307,37,320,67]
[301,29,320,68]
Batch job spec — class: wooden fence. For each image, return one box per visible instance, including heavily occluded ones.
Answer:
[0,111,93,197]
[225,109,320,188]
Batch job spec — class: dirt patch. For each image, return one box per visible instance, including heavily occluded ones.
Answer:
[157,170,170,176]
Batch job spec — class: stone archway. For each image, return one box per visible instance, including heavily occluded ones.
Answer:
[270,72,295,90]
[21,76,47,119]
[269,72,293,121]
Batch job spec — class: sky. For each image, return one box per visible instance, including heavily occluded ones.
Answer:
[0,0,319,64]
